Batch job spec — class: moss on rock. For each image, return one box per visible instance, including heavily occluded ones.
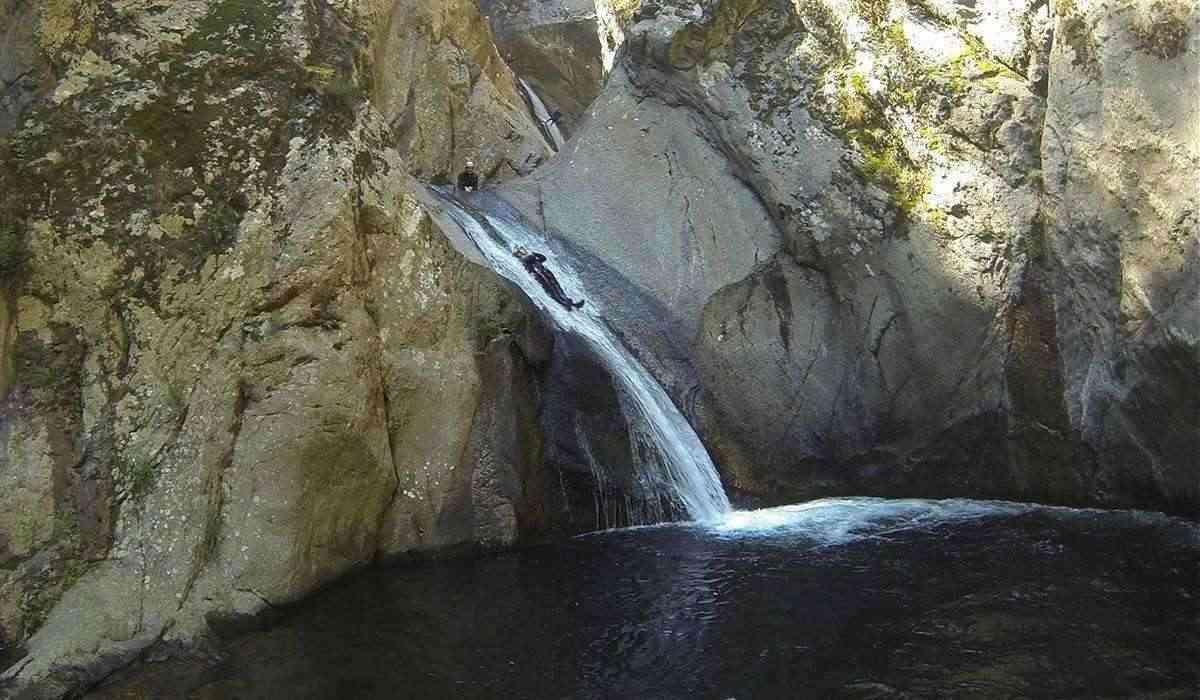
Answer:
[796,0,851,61]
[827,60,928,216]
[1057,0,1100,75]
[36,0,99,65]
[115,455,157,503]
[1131,0,1193,59]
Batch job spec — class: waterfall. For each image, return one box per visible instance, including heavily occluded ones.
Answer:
[431,190,731,524]
[517,78,565,152]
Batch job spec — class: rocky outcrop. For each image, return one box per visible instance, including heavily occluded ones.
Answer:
[480,0,605,137]
[0,0,568,695]
[372,0,553,179]
[501,0,1197,512]
[1042,0,1199,512]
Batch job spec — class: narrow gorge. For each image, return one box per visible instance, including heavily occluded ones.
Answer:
[0,0,1196,697]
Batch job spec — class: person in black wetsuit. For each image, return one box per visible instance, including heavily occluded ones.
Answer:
[457,160,479,192]
[513,247,585,311]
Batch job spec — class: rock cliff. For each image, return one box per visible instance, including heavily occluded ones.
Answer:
[500,0,1198,511]
[0,0,571,695]
[479,0,606,136]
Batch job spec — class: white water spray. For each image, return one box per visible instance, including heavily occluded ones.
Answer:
[436,194,731,524]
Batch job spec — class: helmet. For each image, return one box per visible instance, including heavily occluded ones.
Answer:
[465,159,475,168]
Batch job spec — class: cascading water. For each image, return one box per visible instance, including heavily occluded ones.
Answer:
[431,190,730,524]
[517,78,565,152]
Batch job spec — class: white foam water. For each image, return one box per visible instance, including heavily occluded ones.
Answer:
[438,195,731,524]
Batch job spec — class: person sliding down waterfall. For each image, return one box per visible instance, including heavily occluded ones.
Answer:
[457,160,479,192]
[513,246,585,311]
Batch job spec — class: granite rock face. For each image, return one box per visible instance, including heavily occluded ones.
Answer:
[0,0,563,695]
[480,0,606,137]
[501,0,1197,511]
[1042,0,1199,512]
[372,0,554,178]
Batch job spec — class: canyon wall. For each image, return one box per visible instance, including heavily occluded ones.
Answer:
[0,0,576,695]
[501,0,1198,511]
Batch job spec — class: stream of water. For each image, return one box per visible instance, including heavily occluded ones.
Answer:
[517,78,565,151]
[434,191,731,524]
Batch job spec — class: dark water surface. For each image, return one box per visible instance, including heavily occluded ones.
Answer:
[91,499,1199,699]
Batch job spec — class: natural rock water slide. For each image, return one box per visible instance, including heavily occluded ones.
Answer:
[424,188,730,524]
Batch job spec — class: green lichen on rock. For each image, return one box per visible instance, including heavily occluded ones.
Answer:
[1056,0,1100,75]
[877,20,926,105]
[191,0,282,54]
[4,0,351,310]
[825,55,928,215]
[115,455,157,503]
[806,0,1047,219]
[788,1,939,215]
[935,40,1026,96]
[852,0,892,31]
[13,323,83,404]
[35,0,99,65]
[15,551,95,640]
[609,0,645,26]
[796,0,851,61]
[1131,0,1193,59]
[0,164,24,274]
[835,71,926,214]
[861,147,927,215]
[303,63,359,97]
[59,557,92,593]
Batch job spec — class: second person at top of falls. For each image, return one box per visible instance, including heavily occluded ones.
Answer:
[457,160,480,192]
[513,246,585,312]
